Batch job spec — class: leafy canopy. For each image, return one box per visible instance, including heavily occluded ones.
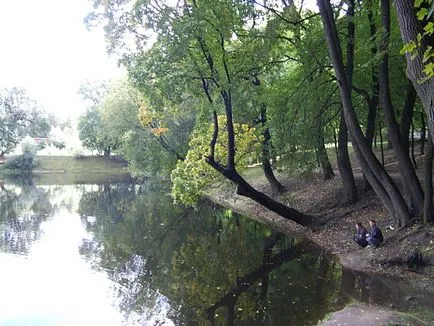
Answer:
[0,88,52,155]
[171,115,262,205]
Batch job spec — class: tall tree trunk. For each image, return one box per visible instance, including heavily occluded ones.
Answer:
[379,0,424,216]
[337,0,357,204]
[318,0,412,227]
[316,116,334,180]
[356,0,379,190]
[365,0,380,149]
[423,134,433,223]
[379,120,385,166]
[333,127,338,155]
[393,0,434,142]
[399,80,417,152]
[337,110,357,203]
[374,128,377,148]
[411,123,417,169]
[260,106,286,194]
[420,111,426,155]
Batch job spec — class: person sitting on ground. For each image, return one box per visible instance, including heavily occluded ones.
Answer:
[352,222,368,248]
[366,219,384,248]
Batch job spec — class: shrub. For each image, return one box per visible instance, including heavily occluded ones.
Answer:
[73,150,85,160]
[52,140,66,150]
[5,143,37,172]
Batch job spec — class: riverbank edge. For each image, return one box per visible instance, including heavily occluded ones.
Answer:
[206,187,434,325]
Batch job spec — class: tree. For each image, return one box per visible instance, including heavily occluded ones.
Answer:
[0,88,51,156]
[394,0,434,140]
[171,115,262,206]
[77,80,117,156]
[88,0,317,226]
[78,78,191,175]
[87,0,428,228]
[335,0,357,204]
[78,106,115,155]
[378,0,424,215]
[317,0,413,227]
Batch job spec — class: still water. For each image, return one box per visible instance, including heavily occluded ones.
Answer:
[0,179,431,325]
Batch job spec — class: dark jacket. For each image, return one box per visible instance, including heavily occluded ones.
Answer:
[369,225,383,241]
[356,227,367,239]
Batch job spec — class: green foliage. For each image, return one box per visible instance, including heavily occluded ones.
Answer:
[78,106,116,155]
[52,140,65,150]
[4,143,37,172]
[73,150,85,160]
[87,0,342,184]
[78,79,191,176]
[0,182,53,254]
[400,0,434,81]
[27,108,52,138]
[171,115,262,206]
[0,88,52,155]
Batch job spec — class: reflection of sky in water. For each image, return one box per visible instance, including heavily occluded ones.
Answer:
[0,187,174,326]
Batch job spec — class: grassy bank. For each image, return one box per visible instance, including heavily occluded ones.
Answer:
[34,155,128,173]
[0,155,131,185]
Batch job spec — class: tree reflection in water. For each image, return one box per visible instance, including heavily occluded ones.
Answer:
[0,175,54,254]
[77,182,343,325]
[1,180,431,324]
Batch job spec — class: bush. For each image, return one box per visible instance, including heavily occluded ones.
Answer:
[5,143,37,172]
[52,140,66,150]
[73,150,85,160]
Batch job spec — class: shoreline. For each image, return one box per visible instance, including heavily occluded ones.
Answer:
[207,186,433,280]
[206,176,434,325]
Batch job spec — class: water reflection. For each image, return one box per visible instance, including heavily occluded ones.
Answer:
[75,182,343,325]
[0,177,53,254]
[1,179,431,325]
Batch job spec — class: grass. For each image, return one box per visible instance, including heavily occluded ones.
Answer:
[34,155,128,173]
[0,155,132,185]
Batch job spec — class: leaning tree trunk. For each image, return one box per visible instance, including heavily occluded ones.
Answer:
[196,39,313,227]
[336,0,357,204]
[206,101,313,227]
[379,0,424,216]
[317,0,412,227]
[393,0,434,142]
[206,243,304,325]
[259,106,286,194]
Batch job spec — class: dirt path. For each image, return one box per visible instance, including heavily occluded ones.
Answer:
[318,303,426,326]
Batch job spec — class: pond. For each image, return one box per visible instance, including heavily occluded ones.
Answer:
[0,178,432,325]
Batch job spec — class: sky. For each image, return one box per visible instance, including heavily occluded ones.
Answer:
[0,0,318,122]
[0,0,124,120]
